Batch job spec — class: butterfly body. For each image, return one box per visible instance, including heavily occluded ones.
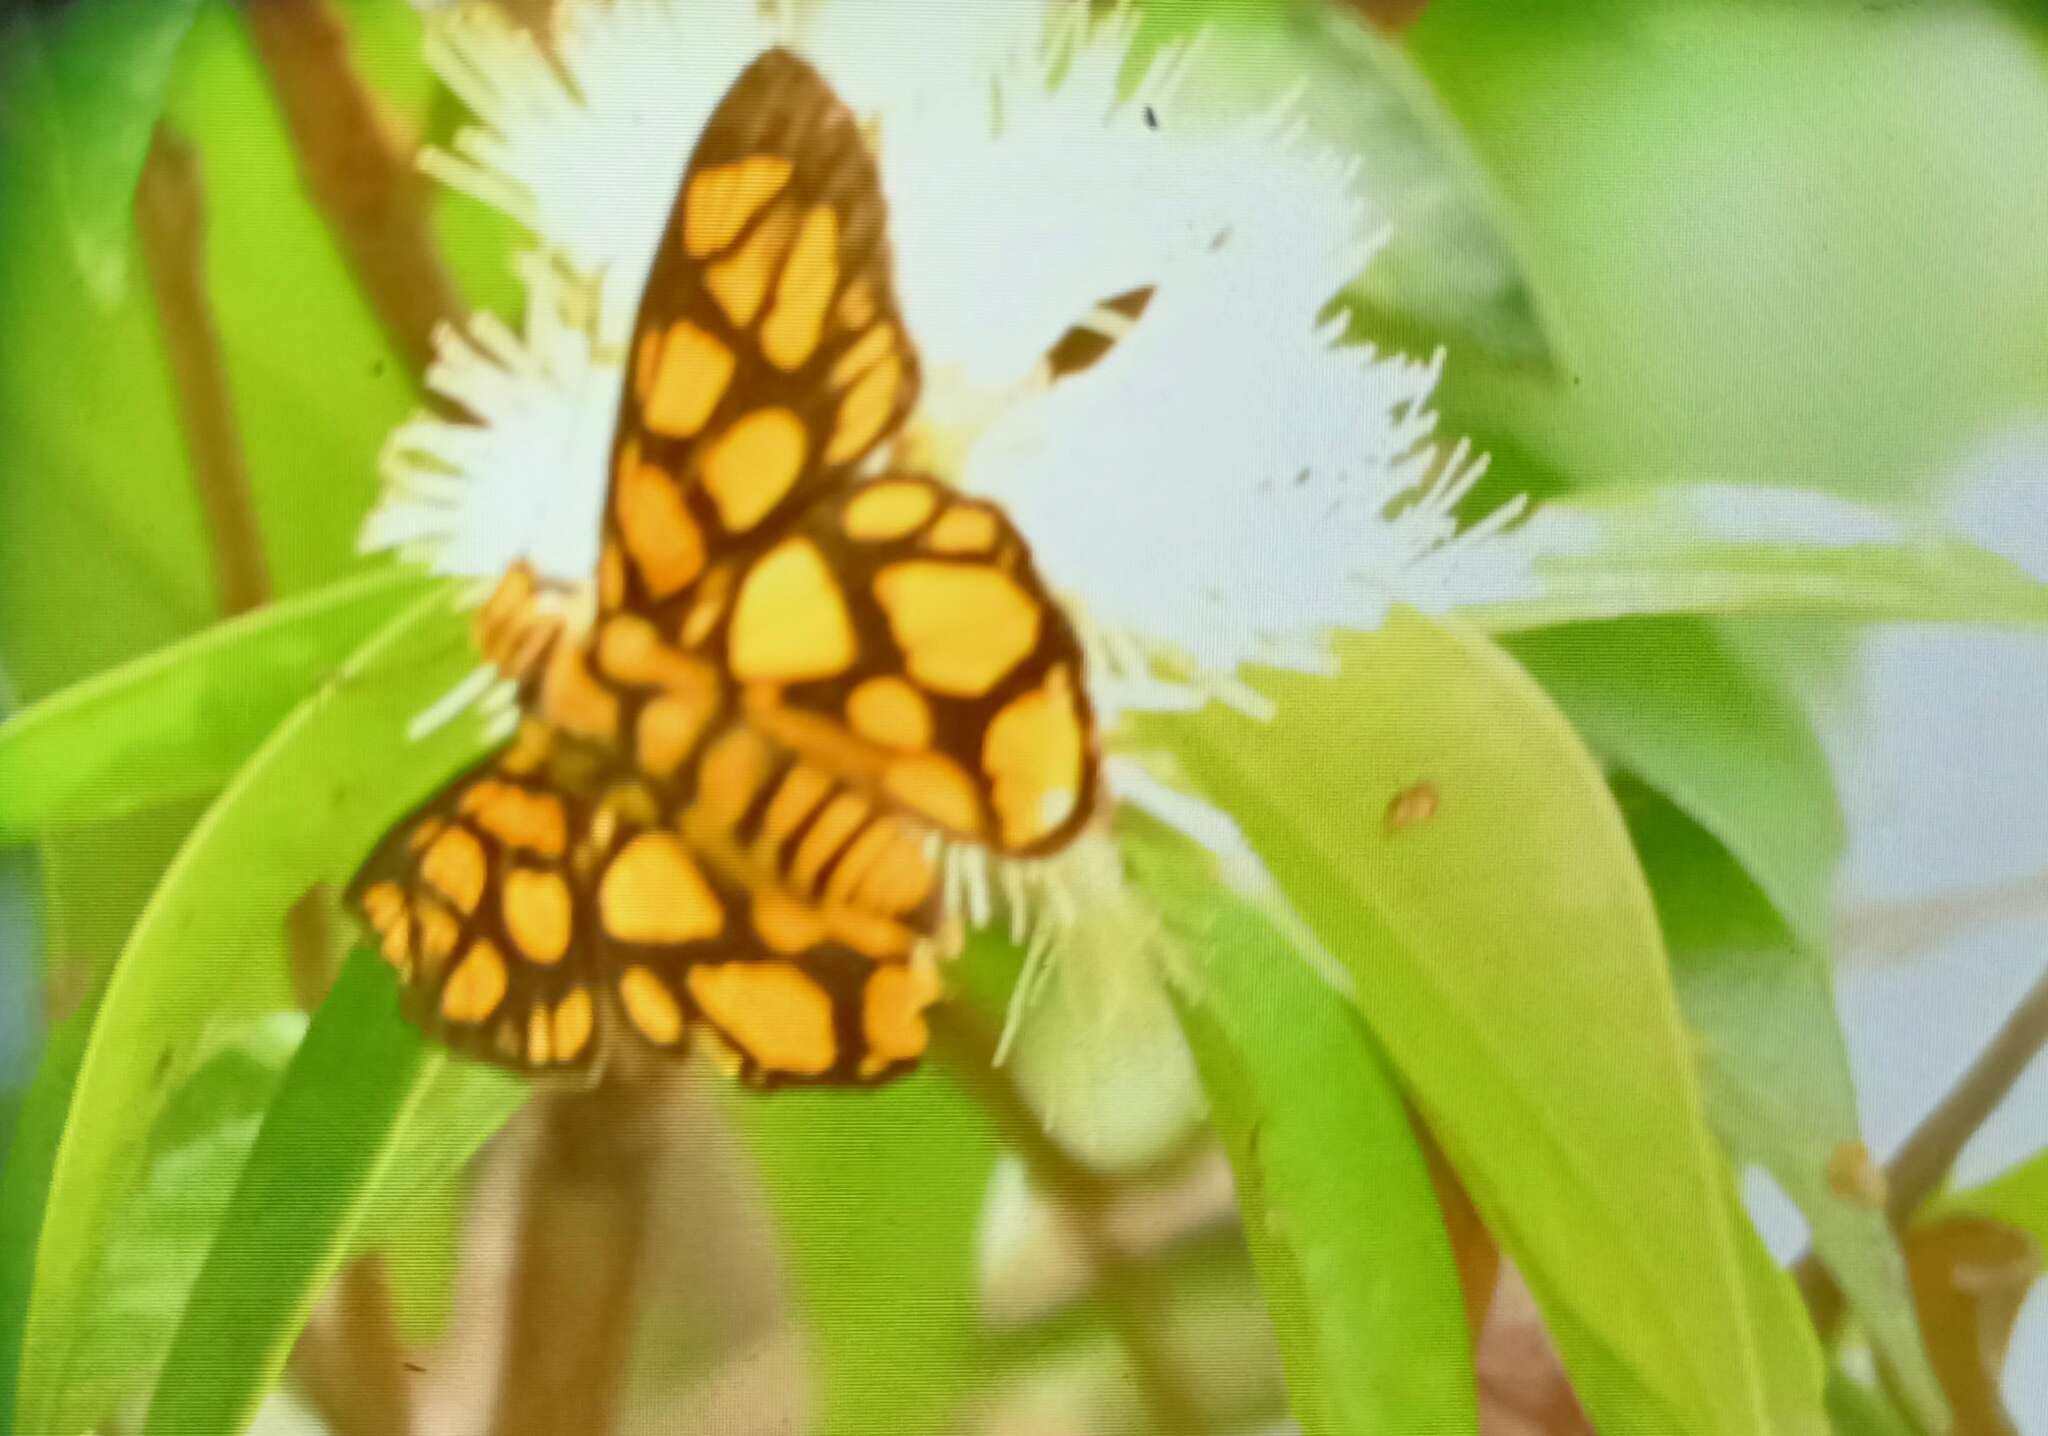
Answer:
[351,48,1097,1086]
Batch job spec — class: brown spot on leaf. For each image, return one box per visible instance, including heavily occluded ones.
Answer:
[1386,780,1440,832]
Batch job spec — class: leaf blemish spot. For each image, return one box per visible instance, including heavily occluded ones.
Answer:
[1385,780,1439,832]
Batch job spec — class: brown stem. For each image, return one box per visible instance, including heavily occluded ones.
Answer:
[135,125,272,617]
[282,888,338,1012]
[1797,962,2048,1336]
[292,1257,416,1436]
[493,0,560,44]
[241,0,463,375]
[1837,872,2048,967]
[487,1078,664,1436]
[1342,0,1434,31]
[929,1006,1212,1436]
[1417,1122,1501,1338]
[1884,966,2048,1225]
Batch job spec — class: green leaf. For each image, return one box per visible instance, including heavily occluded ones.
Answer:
[142,953,505,1436]
[731,1034,1004,1436]
[1723,1180,1835,1436]
[1825,1370,1921,1436]
[1509,617,1842,951]
[1140,610,1826,1435]
[1141,838,1477,1436]
[1626,783,1947,1434]
[0,570,432,842]
[354,1043,526,1253]
[100,962,514,1436]
[12,589,479,1436]
[1469,489,2048,636]
[1130,0,1563,367]
[66,1015,304,1433]
[1406,1,2048,505]
[1938,1149,2048,1254]
[7,0,206,302]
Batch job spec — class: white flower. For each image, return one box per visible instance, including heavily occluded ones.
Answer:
[367,0,1531,1142]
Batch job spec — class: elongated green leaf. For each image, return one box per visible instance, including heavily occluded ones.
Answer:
[0,570,432,842]
[1627,784,1946,1433]
[1140,836,1477,1436]
[1511,618,1843,950]
[1471,490,2048,635]
[1938,1150,2048,1252]
[354,1047,526,1252]
[1826,1370,1920,1436]
[1140,610,1826,1435]
[13,591,479,1436]
[144,953,460,1436]
[69,1015,304,1432]
[1130,0,1563,367]
[732,1015,1004,1436]
[5,0,206,302]
[95,964,516,1436]
[61,999,517,1429]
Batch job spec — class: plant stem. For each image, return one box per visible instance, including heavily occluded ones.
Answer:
[135,125,271,617]
[487,1079,662,1436]
[1836,871,2048,968]
[1797,959,2048,1334]
[241,0,463,375]
[292,1257,416,1436]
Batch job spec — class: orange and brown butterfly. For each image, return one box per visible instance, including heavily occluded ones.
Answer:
[348,48,1099,1088]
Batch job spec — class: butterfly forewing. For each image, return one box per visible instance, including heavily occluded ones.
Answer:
[603,48,921,615]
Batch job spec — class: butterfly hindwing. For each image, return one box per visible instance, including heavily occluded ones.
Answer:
[602,716,945,1086]
[602,47,921,615]
[706,472,1099,856]
[349,722,613,1080]
[354,716,947,1085]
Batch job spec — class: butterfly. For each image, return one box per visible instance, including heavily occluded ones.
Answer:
[348,48,1099,1088]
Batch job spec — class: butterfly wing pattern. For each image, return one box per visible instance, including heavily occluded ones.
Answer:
[349,49,1098,1087]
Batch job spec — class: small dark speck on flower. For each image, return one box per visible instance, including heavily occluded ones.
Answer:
[1143,105,1159,130]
